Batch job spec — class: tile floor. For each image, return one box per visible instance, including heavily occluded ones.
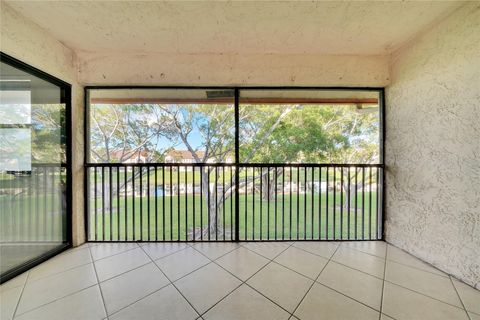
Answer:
[1,241,479,320]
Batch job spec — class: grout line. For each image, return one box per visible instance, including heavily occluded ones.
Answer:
[11,271,30,319]
[292,242,385,280]
[96,244,193,285]
[320,241,387,260]
[22,243,142,287]
[90,243,141,262]
[287,243,342,319]
[138,243,202,318]
[449,276,472,320]
[379,242,388,320]
[191,241,296,318]
[87,244,109,319]
[14,283,100,318]
[385,244,450,278]
[384,280,468,311]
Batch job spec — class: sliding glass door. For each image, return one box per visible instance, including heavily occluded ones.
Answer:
[0,53,71,283]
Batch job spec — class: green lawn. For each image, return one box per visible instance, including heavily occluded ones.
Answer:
[87,192,379,241]
[0,167,380,242]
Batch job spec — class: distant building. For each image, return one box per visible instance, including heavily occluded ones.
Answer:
[110,150,149,163]
[165,150,206,164]
[165,149,234,165]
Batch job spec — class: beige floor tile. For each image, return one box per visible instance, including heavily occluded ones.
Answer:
[342,241,387,258]
[203,284,290,320]
[141,242,188,260]
[241,242,291,259]
[175,263,241,314]
[90,243,139,261]
[294,283,379,320]
[16,263,97,315]
[109,284,198,320]
[380,314,396,320]
[0,272,28,291]
[382,282,469,320]
[15,286,105,320]
[100,262,169,315]
[274,246,328,279]
[1,285,23,320]
[386,245,446,277]
[332,247,385,279]
[385,260,462,307]
[155,247,210,281]
[247,262,313,312]
[452,279,480,314]
[94,248,150,282]
[192,242,240,260]
[28,247,92,281]
[317,261,383,310]
[292,241,339,259]
[216,247,269,280]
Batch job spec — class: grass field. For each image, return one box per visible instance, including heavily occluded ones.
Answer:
[1,166,381,242]
[87,191,379,241]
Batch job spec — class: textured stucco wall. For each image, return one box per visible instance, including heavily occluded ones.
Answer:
[77,52,390,87]
[0,3,85,246]
[385,3,480,288]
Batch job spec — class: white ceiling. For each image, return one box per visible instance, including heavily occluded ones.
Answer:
[4,1,464,56]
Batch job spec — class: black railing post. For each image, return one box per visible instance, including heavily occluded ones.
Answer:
[234,88,240,242]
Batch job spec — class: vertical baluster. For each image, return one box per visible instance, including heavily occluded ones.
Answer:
[244,168,247,241]
[290,166,293,240]
[369,167,373,240]
[185,167,188,241]
[162,165,165,241]
[304,167,307,240]
[333,166,336,240]
[259,167,263,240]
[170,165,174,241]
[155,166,158,241]
[362,167,365,240]
[252,168,255,240]
[200,167,203,241]
[282,166,285,240]
[208,166,211,241]
[215,166,218,241]
[193,166,196,241]
[177,165,180,241]
[230,166,233,241]
[267,167,270,240]
[296,166,300,240]
[325,167,329,240]
[124,167,127,241]
[355,167,358,240]
[347,167,351,240]
[147,166,150,241]
[274,167,278,240]
[340,167,344,240]
[318,167,322,240]
[117,166,120,241]
[222,166,226,241]
[311,167,314,240]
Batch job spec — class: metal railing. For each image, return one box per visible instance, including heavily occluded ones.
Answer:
[86,163,383,242]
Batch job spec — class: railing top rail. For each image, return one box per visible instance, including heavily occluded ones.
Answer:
[85,162,384,168]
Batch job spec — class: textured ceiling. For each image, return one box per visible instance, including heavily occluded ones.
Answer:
[4,1,464,55]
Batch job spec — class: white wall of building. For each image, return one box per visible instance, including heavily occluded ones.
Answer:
[385,2,480,288]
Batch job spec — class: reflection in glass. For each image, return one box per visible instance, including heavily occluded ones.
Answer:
[0,57,68,278]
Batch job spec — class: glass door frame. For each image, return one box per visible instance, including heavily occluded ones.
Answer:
[0,52,72,284]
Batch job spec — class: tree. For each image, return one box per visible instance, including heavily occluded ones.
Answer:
[90,101,379,238]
